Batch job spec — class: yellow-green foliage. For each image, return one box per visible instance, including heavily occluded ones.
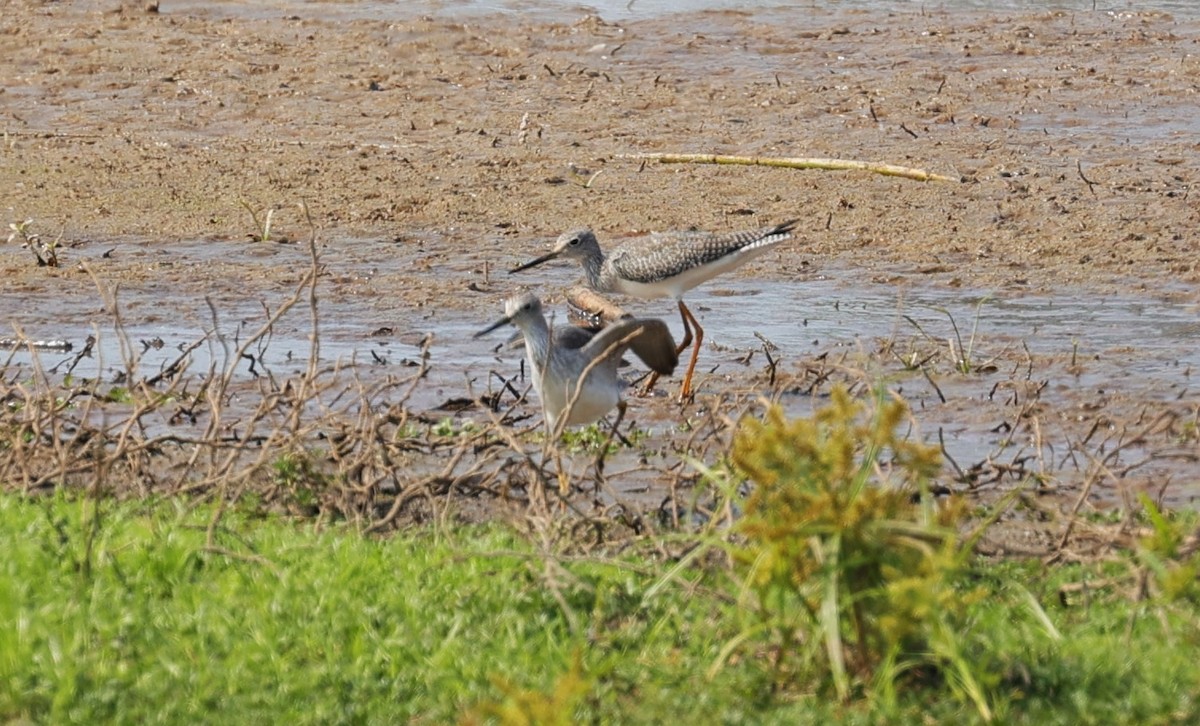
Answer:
[1136,493,1200,603]
[731,386,991,717]
[464,652,589,726]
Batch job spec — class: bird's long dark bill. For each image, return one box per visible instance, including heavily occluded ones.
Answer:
[508,250,560,274]
[473,315,513,338]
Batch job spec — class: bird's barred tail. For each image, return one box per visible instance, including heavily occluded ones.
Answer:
[733,219,799,252]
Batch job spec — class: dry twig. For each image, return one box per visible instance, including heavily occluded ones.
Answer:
[619,152,959,183]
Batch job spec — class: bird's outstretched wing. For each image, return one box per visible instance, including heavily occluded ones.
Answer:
[582,318,678,375]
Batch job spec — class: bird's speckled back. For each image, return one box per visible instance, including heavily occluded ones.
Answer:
[603,220,797,287]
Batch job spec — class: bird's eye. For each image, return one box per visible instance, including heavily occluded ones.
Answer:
[568,236,580,246]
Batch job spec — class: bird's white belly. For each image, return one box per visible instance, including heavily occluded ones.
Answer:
[543,372,619,428]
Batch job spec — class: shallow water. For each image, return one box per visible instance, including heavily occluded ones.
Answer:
[9,247,1196,398]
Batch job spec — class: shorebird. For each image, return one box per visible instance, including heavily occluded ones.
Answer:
[510,220,798,401]
[474,291,678,433]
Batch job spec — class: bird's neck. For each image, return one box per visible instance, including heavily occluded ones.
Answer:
[582,253,609,292]
[521,318,553,375]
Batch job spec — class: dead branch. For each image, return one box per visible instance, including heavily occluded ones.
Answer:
[618,152,960,183]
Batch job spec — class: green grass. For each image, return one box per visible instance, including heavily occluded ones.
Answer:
[1,494,1197,724]
[965,560,1200,725]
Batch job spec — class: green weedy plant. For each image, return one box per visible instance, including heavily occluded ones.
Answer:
[1134,493,1200,604]
[463,652,590,726]
[271,450,327,514]
[558,422,646,454]
[432,417,478,438]
[725,385,995,720]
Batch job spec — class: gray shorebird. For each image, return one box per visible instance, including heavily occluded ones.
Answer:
[510,220,798,401]
[474,291,678,433]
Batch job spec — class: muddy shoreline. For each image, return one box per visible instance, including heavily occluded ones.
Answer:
[2,2,1198,520]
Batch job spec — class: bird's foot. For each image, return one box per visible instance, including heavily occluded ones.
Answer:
[636,372,662,397]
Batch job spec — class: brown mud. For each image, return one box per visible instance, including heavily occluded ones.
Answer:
[2,1,1198,538]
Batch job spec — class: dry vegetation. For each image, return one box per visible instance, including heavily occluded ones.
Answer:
[3,226,1195,571]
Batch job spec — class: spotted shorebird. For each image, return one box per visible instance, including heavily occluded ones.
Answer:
[474,291,678,433]
[510,220,798,401]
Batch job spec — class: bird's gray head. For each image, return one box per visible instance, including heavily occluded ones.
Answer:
[503,290,542,322]
[508,228,600,273]
[551,228,600,262]
[474,291,543,338]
